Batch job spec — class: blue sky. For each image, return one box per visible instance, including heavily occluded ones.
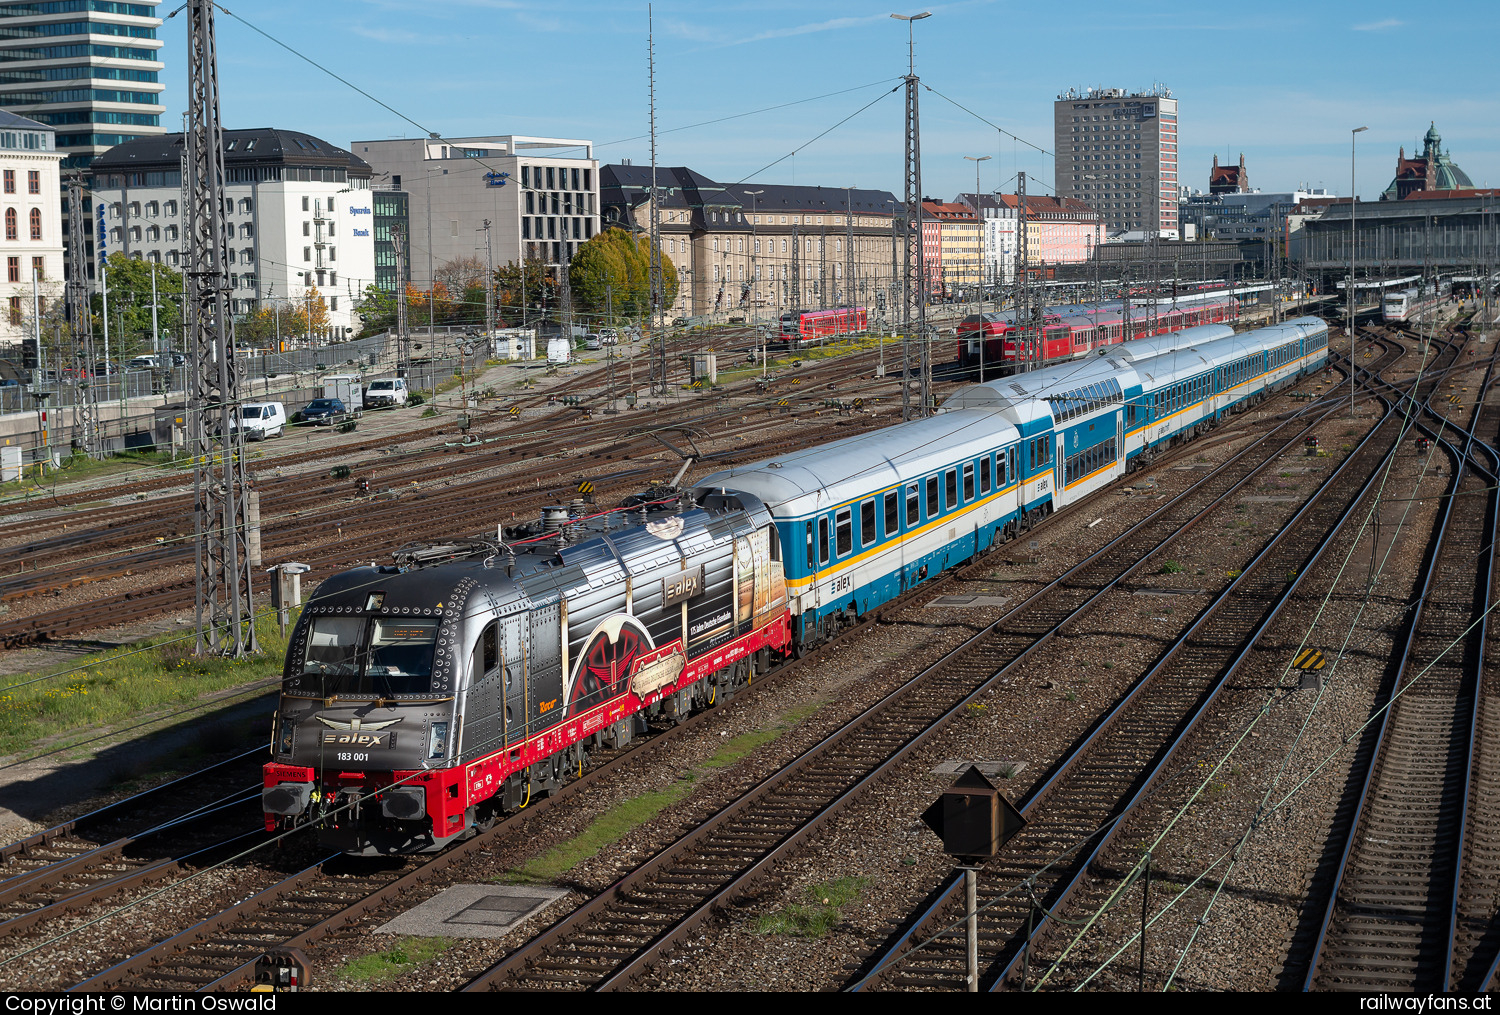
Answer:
[158,1,1498,203]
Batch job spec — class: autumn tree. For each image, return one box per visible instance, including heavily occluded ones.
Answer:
[288,287,330,338]
[494,257,554,326]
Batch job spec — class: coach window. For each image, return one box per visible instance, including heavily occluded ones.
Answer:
[980,456,991,495]
[818,517,830,566]
[836,508,853,557]
[997,450,1007,486]
[906,483,920,527]
[883,490,899,538]
[925,475,939,519]
[945,469,958,510]
[963,463,975,501]
[860,499,877,547]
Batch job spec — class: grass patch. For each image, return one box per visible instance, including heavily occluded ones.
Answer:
[0,449,176,498]
[508,778,695,884]
[754,877,871,937]
[1158,560,1184,575]
[340,937,452,984]
[0,611,293,758]
[505,697,830,884]
[702,729,778,769]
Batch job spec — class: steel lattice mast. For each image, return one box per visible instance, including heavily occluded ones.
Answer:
[897,17,928,419]
[185,0,255,656]
[64,173,100,458]
[647,4,665,396]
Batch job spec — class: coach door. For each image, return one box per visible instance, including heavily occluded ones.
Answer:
[1116,410,1124,473]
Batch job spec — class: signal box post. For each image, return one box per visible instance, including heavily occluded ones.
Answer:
[921,765,1026,991]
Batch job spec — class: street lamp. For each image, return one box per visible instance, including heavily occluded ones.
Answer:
[890,11,931,75]
[964,155,990,377]
[1349,126,1368,417]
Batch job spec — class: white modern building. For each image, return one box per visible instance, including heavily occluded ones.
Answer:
[0,112,64,345]
[90,128,375,338]
[352,135,599,280]
[954,192,1019,284]
[0,0,167,172]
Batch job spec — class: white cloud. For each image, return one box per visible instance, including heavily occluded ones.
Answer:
[1353,17,1403,31]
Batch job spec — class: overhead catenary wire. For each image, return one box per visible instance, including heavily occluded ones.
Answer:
[1042,339,1486,990]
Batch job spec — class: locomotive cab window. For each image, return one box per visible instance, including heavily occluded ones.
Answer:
[302,616,362,678]
[836,507,852,556]
[473,621,499,681]
[366,618,439,690]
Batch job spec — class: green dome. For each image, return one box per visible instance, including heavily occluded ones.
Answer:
[1382,122,1474,198]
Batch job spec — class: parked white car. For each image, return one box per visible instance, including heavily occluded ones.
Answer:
[363,377,409,409]
[230,401,287,441]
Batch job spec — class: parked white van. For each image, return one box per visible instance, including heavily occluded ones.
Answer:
[230,401,287,441]
[363,377,409,409]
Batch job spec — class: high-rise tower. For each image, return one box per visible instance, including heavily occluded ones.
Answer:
[0,0,166,171]
[1055,86,1178,238]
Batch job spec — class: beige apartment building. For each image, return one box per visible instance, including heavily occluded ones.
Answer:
[601,165,903,323]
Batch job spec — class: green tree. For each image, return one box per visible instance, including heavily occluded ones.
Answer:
[568,228,678,325]
[90,254,184,360]
[354,283,398,336]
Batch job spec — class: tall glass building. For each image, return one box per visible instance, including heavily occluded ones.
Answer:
[0,0,166,171]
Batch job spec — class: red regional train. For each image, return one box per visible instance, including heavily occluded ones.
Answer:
[777,306,868,342]
[957,294,1239,372]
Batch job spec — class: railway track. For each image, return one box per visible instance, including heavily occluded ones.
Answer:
[455,378,1374,991]
[843,331,1470,991]
[850,397,1411,991]
[0,407,892,647]
[0,749,266,938]
[52,375,1312,992]
[1301,349,1499,991]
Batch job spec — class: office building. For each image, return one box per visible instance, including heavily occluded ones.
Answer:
[354,136,599,285]
[1055,85,1178,238]
[91,128,375,337]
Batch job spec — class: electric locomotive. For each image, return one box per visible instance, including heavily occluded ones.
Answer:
[263,493,789,854]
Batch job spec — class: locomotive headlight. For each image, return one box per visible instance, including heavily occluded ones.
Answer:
[428,722,449,760]
[278,718,295,755]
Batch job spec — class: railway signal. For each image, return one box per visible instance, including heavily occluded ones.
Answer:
[922,765,1026,992]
